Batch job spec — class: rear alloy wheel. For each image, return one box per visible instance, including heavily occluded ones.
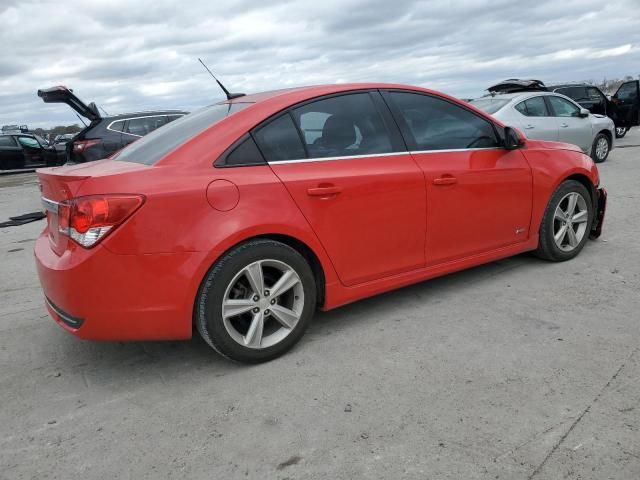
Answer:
[196,239,316,363]
[535,180,593,262]
[591,133,610,163]
[615,127,628,139]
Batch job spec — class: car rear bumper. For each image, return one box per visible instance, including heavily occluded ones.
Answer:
[590,187,607,239]
[34,233,208,341]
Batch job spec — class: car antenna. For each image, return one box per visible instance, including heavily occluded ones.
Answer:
[75,113,88,127]
[198,58,245,100]
[98,106,109,116]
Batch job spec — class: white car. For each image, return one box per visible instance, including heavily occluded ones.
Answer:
[470,91,615,162]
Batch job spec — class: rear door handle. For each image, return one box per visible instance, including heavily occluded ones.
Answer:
[560,123,569,128]
[433,176,458,186]
[307,185,342,197]
[524,124,535,130]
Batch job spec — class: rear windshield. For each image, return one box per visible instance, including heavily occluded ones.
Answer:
[469,98,510,114]
[113,102,251,165]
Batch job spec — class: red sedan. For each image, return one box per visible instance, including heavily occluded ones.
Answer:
[35,83,606,363]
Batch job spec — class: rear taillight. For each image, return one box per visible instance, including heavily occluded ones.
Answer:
[73,139,101,153]
[57,194,145,248]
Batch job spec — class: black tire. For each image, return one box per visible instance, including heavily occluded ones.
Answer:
[535,180,594,262]
[590,132,610,163]
[195,239,316,363]
[615,127,628,139]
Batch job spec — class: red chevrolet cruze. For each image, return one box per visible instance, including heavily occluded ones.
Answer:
[35,83,606,363]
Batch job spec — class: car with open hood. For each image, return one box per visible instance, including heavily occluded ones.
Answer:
[38,86,188,163]
[35,82,606,363]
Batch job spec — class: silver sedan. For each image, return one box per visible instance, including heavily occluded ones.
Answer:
[470,92,615,162]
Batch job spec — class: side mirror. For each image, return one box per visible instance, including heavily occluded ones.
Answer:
[578,108,590,118]
[503,126,524,150]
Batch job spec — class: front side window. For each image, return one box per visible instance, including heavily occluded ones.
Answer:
[253,114,306,162]
[616,82,637,100]
[388,92,499,150]
[17,136,41,149]
[515,97,549,117]
[587,87,606,104]
[291,93,393,159]
[114,102,250,165]
[556,86,588,102]
[548,96,581,117]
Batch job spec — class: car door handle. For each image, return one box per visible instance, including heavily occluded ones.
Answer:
[307,185,342,197]
[560,123,569,128]
[433,176,458,186]
[524,124,535,130]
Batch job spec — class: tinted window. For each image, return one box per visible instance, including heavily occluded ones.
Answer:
[617,82,637,100]
[253,114,306,162]
[0,136,16,147]
[109,120,125,132]
[469,98,510,114]
[587,87,605,103]
[515,97,549,117]
[221,135,265,166]
[291,93,393,158]
[548,96,581,117]
[17,136,40,149]
[389,92,499,150]
[114,103,250,165]
[125,116,168,136]
[556,86,588,101]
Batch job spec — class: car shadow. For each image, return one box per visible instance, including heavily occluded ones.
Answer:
[55,253,542,384]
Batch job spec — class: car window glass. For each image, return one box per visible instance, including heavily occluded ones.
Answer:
[114,102,250,165]
[517,97,548,117]
[109,120,125,132]
[548,96,580,117]
[125,116,168,136]
[557,86,588,101]
[166,115,184,122]
[0,136,16,147]
[223,135,265,166]
[468,98,510,114]
[291,93,393,159]
[389,92,499,150]
[253,114,306,162]
[17,136,40,149]
[617,82,637,100]
[587,87,605,103]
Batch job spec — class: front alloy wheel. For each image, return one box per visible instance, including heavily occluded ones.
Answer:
[552,192,589,252]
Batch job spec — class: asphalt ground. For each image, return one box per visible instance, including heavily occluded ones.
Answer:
[1,129,639,479]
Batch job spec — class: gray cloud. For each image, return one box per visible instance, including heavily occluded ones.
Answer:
[1,0,638,128]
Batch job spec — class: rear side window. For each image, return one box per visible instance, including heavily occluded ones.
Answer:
[219,135,265,166]
[0,136,17,147]
[515,97,549,117]
[125,116,168,136]
[388,92,499,150]
[108,120,125,132]
[253,114,306,162]
[114,103,250,165]
[290,93,393,159]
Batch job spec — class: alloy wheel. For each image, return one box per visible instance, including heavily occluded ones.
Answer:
[222,259,304,349]
[595,136,609,161]
[553,192,589,252]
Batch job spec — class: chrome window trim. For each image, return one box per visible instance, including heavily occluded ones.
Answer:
[267,147,502,165]
[106,114,186,137]
[41,196,59,214]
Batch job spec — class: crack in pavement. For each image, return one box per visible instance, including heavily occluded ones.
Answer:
[527,345,640,479]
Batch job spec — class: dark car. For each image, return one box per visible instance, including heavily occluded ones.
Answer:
[0,133,64,170]
[488,79,640,138]
[38,86,188,163]
[550,81,640,138]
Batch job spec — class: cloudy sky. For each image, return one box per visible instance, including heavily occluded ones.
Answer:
[1,0,639,128]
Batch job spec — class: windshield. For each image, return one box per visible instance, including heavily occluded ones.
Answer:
[469,98,510,114]
[114,102,251,165]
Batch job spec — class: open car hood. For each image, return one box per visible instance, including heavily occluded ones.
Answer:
[488,79,548,94]
[37,86,101,122]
